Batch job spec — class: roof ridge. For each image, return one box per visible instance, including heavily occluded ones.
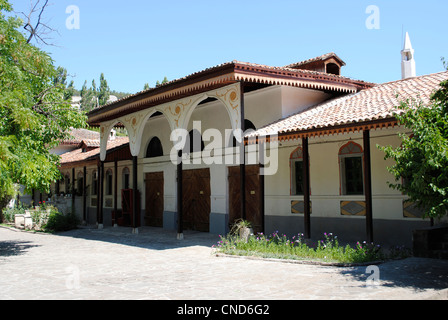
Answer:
[375,70,448,87]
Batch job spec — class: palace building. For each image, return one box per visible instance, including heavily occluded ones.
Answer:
[56,43,448,246]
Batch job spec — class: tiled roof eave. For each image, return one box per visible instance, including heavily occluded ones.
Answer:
[87,60,373,125]
[245,117,399,145]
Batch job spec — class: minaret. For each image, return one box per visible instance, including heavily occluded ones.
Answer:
[401,32,416,79]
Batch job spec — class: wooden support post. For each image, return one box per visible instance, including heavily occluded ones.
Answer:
[83,166,87,224]
[132,156,138,233]
[302,137,311,239]
[363,130,374,243]
[99,161,104,227]
[177,150,183,240]
[259,143,265,234]
[114,158,118,227]
[72,167,75,210]
[240,81,246,221]
[96,163,100,226]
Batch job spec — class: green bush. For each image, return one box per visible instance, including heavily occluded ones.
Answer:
[1,205,25,223]
[44,210,80,233]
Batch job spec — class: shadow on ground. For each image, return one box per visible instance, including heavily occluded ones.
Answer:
[0,240,40,258]
[339,257,448,292]
[56,226,220,251]
[32,226,448,295]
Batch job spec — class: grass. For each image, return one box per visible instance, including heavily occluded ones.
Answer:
[213,231,411,265]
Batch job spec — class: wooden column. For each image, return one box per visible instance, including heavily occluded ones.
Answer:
[99,161,104,227]
[240,81,246,221]
[259,143,265,234]
[177,150,183,239]
[132,156,138,233]
[96,163,100,225]
[114,158,118,227]
[72,167,76,210]
[83,166,87,224]
[302,137,311,239]
[363,130,373,243]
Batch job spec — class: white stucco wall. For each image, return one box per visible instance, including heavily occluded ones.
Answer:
[264,126,429,223]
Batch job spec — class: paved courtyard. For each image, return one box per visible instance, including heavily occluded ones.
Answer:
[0,226,447,301]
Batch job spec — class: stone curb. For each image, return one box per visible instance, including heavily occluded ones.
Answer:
[214,252,385,267]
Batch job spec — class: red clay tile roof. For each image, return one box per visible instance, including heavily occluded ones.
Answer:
[88,57,373,125]
[61,128,101,145]
[59,137,129,166]
[247,71,448,138]
[284,52,346,69]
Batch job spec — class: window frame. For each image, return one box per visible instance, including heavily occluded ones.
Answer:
[105,169,113,196]
[122,167,130,190]
[338,142,364,196]
[290,147,305,196]
[91,170,98,196]
[146,136,164,158]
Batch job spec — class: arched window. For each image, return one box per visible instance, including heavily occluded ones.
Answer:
[77,171,84,196]
[106,169,113,195]
[146,137,163,158]
[122,167,130,190]
[339,142,364,195]
[64,174,70,194]
[184,129,204,154]
[290,147,304,195]
[92,170,98,196]
[231,119,257,147]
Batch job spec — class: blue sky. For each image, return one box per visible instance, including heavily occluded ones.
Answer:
[10,0,448,94]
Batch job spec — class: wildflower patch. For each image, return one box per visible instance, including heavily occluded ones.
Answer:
[213,232,411,265]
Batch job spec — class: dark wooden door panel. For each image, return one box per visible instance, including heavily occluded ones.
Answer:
[182,168,210,232]
[228,165,262,233]
[145,172,164,227]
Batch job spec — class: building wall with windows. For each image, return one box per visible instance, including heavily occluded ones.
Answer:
[263,127,430,245]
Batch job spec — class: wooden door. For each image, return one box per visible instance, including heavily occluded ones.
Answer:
[182,168,210,232]
[145,172,164,227]
[228,165,262,233]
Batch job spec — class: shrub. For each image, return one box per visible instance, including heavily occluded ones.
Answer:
[1,204,25,224]
[44,210,80,233]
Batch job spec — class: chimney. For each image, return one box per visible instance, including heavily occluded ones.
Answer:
[401,32,416,79]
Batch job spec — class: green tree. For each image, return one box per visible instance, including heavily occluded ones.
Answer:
[80,73,112,111]
[155,77,168,87]
[98,73,110,106]
[0,0,86,212]
[53,66,76,101]
[380,66,448,219]
[80,80,98,112]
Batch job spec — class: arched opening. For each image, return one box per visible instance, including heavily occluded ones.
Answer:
[77,171,84,196]
[339,142,364,195]
[122,167,130,190]
[91,170,98,196]
[290,147,304,195]
[183,129,205,154]
[181,95,235,233]
[146,136,164,158]
[231,119,256,147]
[105,169,113,196]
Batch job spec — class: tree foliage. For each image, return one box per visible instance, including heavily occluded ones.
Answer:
[380,68,448,219]
[0,0,86,209]
[80,73,110,112]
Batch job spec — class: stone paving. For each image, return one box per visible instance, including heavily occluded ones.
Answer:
[0,225,447,300]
